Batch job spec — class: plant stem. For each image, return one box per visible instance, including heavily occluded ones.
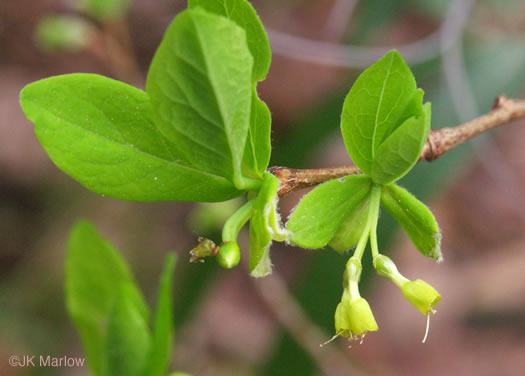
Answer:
[352,185,381,260]
[222,199,255,242]
[351,223,370,261]
[269,95,525,197]
[368,185,382,259]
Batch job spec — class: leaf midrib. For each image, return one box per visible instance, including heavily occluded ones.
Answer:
[371,53,395,160]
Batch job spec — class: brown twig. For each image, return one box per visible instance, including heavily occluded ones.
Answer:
[270,95,525,197]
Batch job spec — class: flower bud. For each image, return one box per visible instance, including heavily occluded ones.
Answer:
[217,242,240,269]
[373,254,408,287]
[401,279,441,315]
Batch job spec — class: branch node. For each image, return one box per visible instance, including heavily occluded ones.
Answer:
[492,95,509,111]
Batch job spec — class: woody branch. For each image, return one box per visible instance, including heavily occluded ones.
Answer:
[269,95,525,197]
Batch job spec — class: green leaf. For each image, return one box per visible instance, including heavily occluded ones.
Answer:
[341,50,423,181]
[76,0,131,21]
[243,88,272,178]
[328,194,370,252]
[381,183,442,261]
[188,0,271,82]
[145,253,176,376]
[287,175,372,249]
[249,172,280,277]
[186,1,273,177]
[65,220,142,375]
[106,283,152,376]
[146,8,254,190]
[20,73,242,202]
[371,102,431,184]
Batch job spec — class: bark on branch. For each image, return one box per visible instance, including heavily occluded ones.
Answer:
[269,95,525,197]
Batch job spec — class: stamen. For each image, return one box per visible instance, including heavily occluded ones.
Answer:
[320,332,342,347]
[422,313,431,343]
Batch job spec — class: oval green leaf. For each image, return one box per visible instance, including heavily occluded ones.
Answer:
[146,8,254,189]
[20,73,242,202]
[341,50,421,178]
[287,175,372,249]
[65,220,146,375]
[381,183,442,261]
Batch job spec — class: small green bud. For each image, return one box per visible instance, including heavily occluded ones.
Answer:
[217,242,240,269]
[401,279,441,315]
[335,296,378,338]
[373,254,409,286]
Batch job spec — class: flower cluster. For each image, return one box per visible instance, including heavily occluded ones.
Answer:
[332,254,441,344]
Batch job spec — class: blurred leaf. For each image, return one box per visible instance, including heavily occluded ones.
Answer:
[20,74,241,202]
[146,8,254,189]
[189,198,244,234]
[106,283,152,376]
[65,219,142,375]
[35,15,94,52]
[287,175,371,249]
[145,254,176,376]
[73,0,131,21]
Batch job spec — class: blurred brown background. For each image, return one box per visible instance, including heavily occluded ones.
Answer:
[1,0,525,375]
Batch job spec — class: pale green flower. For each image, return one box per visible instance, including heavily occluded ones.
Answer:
[400,279,441,315]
